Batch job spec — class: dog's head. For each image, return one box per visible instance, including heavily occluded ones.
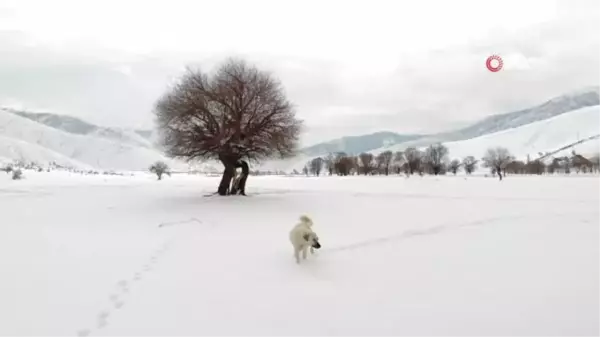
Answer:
[303,232,321,249]
[299,215,313,227]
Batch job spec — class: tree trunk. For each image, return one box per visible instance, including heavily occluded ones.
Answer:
[496,166,503,181]
[218,160,236,196]
[235,160,250,195]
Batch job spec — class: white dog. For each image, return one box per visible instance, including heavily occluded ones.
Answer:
[289,215,321,264]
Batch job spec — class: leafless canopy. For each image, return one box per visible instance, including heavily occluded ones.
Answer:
[376,150,394,175]
[154,58,302,164]
[482,147,513,180]
[462,156,478,174]
[404,147,423,174]
[309,157,324,176]
[424,143,449,175]
[358,152,375,175]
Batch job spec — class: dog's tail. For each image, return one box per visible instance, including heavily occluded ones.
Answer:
[299,215,313,226]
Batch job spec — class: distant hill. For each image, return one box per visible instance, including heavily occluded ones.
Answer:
[300,131,424,157]
[10,109,156,149]
[433,105,599,163]
[371,86,600,154]
[261,87,600,172]
[0,108,183,171]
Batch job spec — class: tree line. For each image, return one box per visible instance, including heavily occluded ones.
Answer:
[302,144,600,180]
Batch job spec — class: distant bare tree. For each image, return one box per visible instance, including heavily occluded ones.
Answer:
[424,143,449,175]
[482,147,513,180]
[404,147,422,175]
[309,157,324,176]
[571,153,593,173]
[358,152,375,175]
[12,168,23,180]
[149,161,170,180]
[351,156,360,175]
[448,159,461,175]
[462,156,478,174]
[376,150,394,175]
[154,58,302,195]
[392,151,404,174]
[590,154,600,173]
[547,158,560,174]
[333,152,353,176]
[525,159,545,175]
[506,160,526,174]
[557,156,572,174]
[324,153,335,176]
[302,165,309,176]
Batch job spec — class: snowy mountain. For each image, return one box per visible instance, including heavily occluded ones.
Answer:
[301,87,600,157]
[262,87,600,172]
[9,109,157,149]
[430,105,599,163]
[300,132,423,157]
[374,86,600,152]
[0,108,184,171]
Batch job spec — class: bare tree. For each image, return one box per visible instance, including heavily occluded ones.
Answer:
[324,153,334,176]
[309,157,324,176]
[525,159,545,175]
[424,143,449,175]
[376,150,394,175]
[448,159,461,175]
[561,156,572,174]
[462,156,478,174]
[590,154,600,173]
[547,158,560,174]
[358,152,375,175]
[571,153,593,173]
[302,165,309,176]
[149,161,170,180]
[392,151,404,174]
[351,156,360,175]
[12,168,23,180]
[482,147,513,180]
[404,147,422,175]
[506,160,526,174]
[333,152,353,176]
[154,58,302,195]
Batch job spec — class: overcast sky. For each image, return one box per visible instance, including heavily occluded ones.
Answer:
[0,0,598,146]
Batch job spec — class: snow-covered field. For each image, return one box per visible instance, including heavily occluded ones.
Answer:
[0,171,598,336]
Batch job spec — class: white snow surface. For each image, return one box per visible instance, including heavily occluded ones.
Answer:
[0,171,598,336]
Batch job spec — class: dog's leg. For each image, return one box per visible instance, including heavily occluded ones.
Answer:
[302,246,308,260]
[294,249,300,264]
[310,247,315,255]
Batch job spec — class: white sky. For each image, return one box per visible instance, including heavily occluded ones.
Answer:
[0,0,598,146]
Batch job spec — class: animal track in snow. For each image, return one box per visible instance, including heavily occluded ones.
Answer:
[76,329,91,337]
[96,311,110,328]
[75,218,215,336]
